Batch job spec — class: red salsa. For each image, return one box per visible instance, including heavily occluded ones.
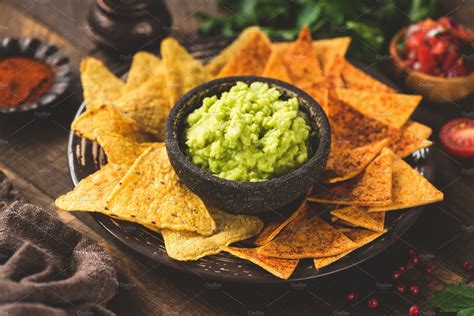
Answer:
[0,57,54,108]
[398,17,474,77]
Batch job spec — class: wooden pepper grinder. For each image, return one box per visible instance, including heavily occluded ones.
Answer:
[87,0,172,54]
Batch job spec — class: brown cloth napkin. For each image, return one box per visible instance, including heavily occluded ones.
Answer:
[0,172,118,316]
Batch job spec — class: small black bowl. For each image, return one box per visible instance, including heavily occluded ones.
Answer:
[0,37,73,114]
[166,76,331,214]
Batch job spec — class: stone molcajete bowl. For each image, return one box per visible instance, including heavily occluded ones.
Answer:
[166,76,331,214]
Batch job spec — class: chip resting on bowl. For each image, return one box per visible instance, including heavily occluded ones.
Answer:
[106,144,216,235]
[162,207,263,261]
[125,51,162,93]
[309,148,393,206]
[221,246,299,279]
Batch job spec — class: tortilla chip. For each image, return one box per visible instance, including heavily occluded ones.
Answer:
[55,164,126,212]
[106,144,216,235]
[251,200,307,246]
[340,59,394,93]
[321,139,389,183]
[314,228,386,269]
[114,77,170,140]
[80,57,124,110]
[335,88,422,128]
[162,207,263,261]
[94,129,156,166]
[257,204,357,259]
[369,152,443,212]
[71,104,151,142]
[125,51,162,93]
[206,27,265,77]
[403,121,432,140]
[221,246,298,279]
[308,148,393,206]
[161,38,210,104]
[284,26,323,85]
[330,98,429,157]
[262,47,291,82]
[313,37,352,74]
[216,29,272,78]
[331,206,385,232]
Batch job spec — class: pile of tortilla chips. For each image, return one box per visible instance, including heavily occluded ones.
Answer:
[55,25,443,280]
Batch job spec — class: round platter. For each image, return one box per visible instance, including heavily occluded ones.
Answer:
[68,38,435,284]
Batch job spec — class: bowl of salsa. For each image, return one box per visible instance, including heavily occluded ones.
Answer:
[390,17,474,102]
[166,76,331,214]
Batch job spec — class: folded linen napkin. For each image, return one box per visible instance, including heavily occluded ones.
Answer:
[0,171,118,315]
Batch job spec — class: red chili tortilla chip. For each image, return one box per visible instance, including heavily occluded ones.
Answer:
[331,206,385,232]
[262,47,292,83]
[313,37,352,74]
[340,59,394,93]
[369,151,443,212]
[330,97,430,157]
[251,200,307,246]
[283,26,323,85]
[257,204,358,259]
[221,246,299,280]
[216,30,272,78]
[403,121,432,140]
[314,228,386,269]
[308,148,393,206]
[321,138,389,183]
[335,88,422,128]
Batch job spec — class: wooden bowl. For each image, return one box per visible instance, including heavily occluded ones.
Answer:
[389,28,474,103]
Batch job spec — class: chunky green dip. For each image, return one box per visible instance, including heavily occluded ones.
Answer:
[184,82,312,182]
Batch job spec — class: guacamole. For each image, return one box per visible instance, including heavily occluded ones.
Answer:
[184,82,312,182]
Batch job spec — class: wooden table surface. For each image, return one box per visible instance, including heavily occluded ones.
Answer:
[0,1,473,315]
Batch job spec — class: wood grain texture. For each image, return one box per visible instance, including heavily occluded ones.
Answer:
[0,0,473,315]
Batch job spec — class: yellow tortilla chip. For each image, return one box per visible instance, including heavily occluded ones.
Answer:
[257,204,357,259]
[80,57,124,110]
[369,152,443,212]
[206,27,265,77]
[340,59,394,93]
[125,51,162,93]
[331,206,385,232]
[94,128,156,166]
[284,26,323,85]
[114,77,170,140]
[313,37,352,74]
[251,200,307,246]
[330,97,429,157]
[403,121,432,140]
[162,207,263,261]
[262,47,291,83]
[221,246,298,280]
[216,29,272,78]
[308,148,393,206]
[314,228,386,269]
[321,139,389,183]
[55,164,126,212]
[71,104,151,142]
[335,88,422,128]
[161,38,210,104]
[106,144,216,235]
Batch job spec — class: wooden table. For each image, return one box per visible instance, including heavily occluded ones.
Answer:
[0,1,473,315]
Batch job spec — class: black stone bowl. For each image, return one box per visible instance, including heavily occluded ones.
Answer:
[0,37,73,114]
[166,76,331,214]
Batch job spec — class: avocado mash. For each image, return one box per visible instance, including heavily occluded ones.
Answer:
[185,82,312,182]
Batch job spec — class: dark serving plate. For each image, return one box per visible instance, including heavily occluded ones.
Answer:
[68,38,435,283]
[0,37,73,114]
